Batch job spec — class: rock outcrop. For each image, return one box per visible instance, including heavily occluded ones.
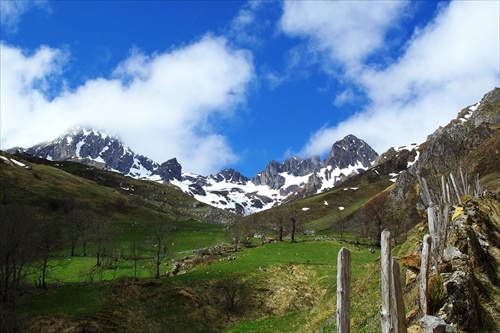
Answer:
[392,88,500,202]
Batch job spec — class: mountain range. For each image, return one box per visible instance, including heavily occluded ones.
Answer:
[9,129,382,215]
[11,87,499,215]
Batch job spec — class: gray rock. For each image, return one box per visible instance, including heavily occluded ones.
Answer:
[321,134,378,170]
[419,315,447,333]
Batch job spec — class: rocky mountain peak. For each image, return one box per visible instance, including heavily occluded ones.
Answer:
[154,158,182,181]
[321,134,378,170]
[281,155,321,176]
[210,168,249,184]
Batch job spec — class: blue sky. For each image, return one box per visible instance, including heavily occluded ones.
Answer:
[1,1,499,177]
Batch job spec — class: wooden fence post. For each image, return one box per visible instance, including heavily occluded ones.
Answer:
[391,257,407,333]
[420,234,432,315]
[336,247,351,333]
[381,230,393,333]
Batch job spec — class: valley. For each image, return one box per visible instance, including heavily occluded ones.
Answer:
[1,88,499,332]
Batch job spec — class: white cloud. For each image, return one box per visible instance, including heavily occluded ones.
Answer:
[229,1,267,47]
[0,0,49,33]
[280,1,408,71]
[288,1,500,157]
[0,35,254,175]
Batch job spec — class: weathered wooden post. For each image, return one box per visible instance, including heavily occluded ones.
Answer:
[449,173,462,205]
[336,247,351,333]
[420,234,432,315]
[381,230,393,333]
[391,257,407,333]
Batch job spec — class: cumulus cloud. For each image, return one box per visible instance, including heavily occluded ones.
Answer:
[280,1,408,71]
[285,1,500,157]
[0,35,254,175]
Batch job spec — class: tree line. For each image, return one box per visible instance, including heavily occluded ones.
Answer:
[0,202,173,332]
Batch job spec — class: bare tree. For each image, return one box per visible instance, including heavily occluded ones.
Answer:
[0,204,36,299]
[270,206,287,242]
[363,191,392,246]
[128,237,143,279]
[89,215,115,267]
[286,203,302,243]
[215,274,251,320]
[34,217,63,288]
[63,209,92,257]
[332,207,348,241]
[228,215,249,251]
[0,204,36,332]
[149,221,171,279]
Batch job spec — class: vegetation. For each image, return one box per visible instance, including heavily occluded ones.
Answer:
[1,98,499,333]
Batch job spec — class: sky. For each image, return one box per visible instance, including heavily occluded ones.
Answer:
[1,0,499,177]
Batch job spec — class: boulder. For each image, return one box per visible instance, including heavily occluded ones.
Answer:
[419,315,447,333]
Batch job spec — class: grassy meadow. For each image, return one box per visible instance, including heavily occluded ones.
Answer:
[2,151,392,332]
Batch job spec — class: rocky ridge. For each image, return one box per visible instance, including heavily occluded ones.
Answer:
[9,129,379,215]
[391,87,500,203]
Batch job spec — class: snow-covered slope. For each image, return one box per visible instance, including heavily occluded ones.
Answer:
[169,135,379,215]
[8,128,379,215]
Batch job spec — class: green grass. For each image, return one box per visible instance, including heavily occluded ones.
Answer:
[22,284,111,317]
[225,311,304,333]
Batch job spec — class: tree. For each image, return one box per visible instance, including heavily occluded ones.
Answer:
[149,221,171,279]
[0,204,37,332]
[245,213,268,244]
[270,206,287,242]
[63,208,92,257]
[215,274,251,320]
[128,237,143,279]
[228,215,248,251]
[34,217,62,288]
[286,203,302,243]
[0,204,36,299]
[332,206,348,241]
[363,191,392,246]
[89,215,114,267]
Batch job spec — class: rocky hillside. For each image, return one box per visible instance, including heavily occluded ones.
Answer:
[392,88,500,202]
[386,88,500,332]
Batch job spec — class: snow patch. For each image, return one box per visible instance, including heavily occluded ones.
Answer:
[10,158,26,167]
[469,102,480,112]
[302,207,310,211]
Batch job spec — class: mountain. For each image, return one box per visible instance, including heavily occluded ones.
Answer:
[8,127,181,181]
[10,130,379,215]
[159,134,379,215]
